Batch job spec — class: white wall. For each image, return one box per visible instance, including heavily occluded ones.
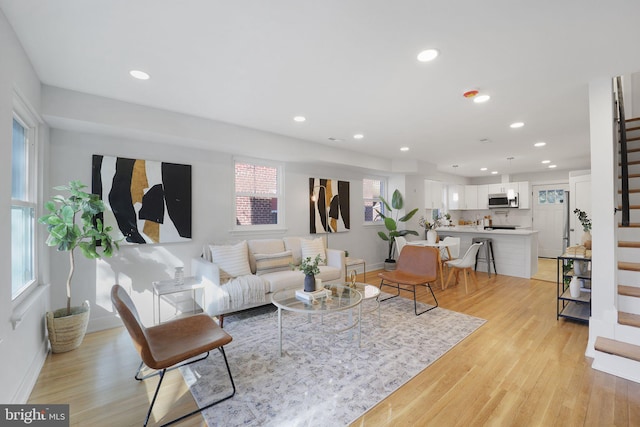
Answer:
[0,11,50,403]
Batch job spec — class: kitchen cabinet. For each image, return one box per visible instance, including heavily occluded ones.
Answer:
[488,182,519,196]
[424,180,444,209]
[476,184,489,209]
[464,185,478,210]
[557,255,591,323]
[518,181,530,209]
[447,184,464,210]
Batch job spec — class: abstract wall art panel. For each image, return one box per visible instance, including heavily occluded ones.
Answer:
[309,178,350,234]
[92,155,192,244]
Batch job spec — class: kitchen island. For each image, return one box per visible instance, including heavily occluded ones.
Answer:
[431,226,538,279]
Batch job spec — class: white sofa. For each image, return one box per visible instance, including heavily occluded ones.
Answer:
[192,236,345,317]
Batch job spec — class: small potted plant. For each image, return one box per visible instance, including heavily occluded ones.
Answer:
[418,215,443,243]
[573,208,592,249]
[39,180,120,353]
[375,189,419,270]
[294,254,325,292]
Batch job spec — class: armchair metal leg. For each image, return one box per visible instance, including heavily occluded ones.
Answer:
[379,279,438,316]
[138,347,236,427]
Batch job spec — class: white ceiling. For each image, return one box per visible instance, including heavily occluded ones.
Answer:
[3,1,640,177]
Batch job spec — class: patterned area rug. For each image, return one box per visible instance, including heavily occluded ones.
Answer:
[181,294,486,426]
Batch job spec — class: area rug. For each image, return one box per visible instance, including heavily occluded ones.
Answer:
[180,295,486,426]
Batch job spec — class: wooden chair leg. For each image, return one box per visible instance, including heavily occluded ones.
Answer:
[445,268,455,289]
[463,268,469,294]
[470,269,479,288]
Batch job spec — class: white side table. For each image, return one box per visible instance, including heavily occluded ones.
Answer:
[345,257,366,281]
[152,276,205,324]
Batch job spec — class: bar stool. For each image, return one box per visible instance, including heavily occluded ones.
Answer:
[472,237,497,277]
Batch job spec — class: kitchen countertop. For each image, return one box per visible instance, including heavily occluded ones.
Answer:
[436,226,538,235]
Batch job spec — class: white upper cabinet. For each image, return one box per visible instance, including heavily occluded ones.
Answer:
[464,185,478,210]
[424,180,444,209]
[447,184,465,210]
[518,181,530,209]
[488,182,519,195]
[476,184,489,209]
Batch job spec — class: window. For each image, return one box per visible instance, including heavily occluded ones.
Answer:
[363,178,386,223]
[234,159,283,228]
[11,114,36,300]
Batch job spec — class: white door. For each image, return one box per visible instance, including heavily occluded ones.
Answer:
[533,183,569,258]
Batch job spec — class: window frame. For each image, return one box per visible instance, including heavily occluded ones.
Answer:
[11,97,39,302]
[363,176,387,225]
[232,157,285,232]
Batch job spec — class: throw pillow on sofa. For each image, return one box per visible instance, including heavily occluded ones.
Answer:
[209,241,252,279]
[254,250,294,275]
[300,237,327,265]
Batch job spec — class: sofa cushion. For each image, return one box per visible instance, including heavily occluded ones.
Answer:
[254,250,293,275]
[300,237,327,265]
[283,236,302,265]
[209,241,252,279]
[247,239,286,273]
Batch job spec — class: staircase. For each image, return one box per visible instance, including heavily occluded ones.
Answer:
[593,114,640,383]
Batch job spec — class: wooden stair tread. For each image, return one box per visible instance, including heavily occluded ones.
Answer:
[619,311,640,328]
[619,285,640,298]
[618,189,640,193]
[618,173,640,179]
[626,117,640,123]
[623,147,640,154]
[617,205,640,210]
[618,160,640,166]
[618,241,640,248]
[618,261,640,271]
[595,336,640,362]
[618,222,640,227]
[627,125,640,132]
[627,136,640,142]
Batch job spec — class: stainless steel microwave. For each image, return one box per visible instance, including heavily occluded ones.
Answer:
[488,193,519,208]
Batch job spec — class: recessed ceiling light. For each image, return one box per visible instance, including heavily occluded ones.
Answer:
[491,171,498,174]
[480,167,488,171]
[293,116,306,122]
[510,122,524,128]
[353,134,364,140]
[534,142,546,147]
[474,95,491,103]
[541,160,551,164]
[129,70,150,80]
[400,147,410,152]
[417,49,439,62]
[548,164,557,168]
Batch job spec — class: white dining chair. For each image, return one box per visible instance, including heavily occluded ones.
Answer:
[395,236,408,257]
[444,242,483,293]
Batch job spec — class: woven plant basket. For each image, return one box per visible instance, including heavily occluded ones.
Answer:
[46,301,90,353]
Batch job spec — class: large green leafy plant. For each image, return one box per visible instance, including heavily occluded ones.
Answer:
[375,189,419,261]
[39,181,120,315]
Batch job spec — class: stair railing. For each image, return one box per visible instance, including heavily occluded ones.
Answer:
[617,76,630,227]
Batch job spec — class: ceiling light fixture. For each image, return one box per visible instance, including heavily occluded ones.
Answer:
[480,167,488,171]
[417,49,439,62]
[548,164,557,168]
[491,171,498,174]
[293,116,306,122]
[400,147,410,152]
[353,134,364,140]
[474,95,491,103]
[541,160,551,164]
[510,122,524,128]
[534,142,546,147]
[129,70,150,80]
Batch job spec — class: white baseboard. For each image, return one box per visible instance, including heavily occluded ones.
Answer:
[12,340,49,403]
[87,313,122,333]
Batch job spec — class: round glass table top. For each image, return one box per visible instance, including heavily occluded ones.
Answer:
[271,284,362,314]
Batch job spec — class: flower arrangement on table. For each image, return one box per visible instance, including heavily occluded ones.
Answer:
[293,254,325,276]
[573,209,591,232]
[418,215,442,230]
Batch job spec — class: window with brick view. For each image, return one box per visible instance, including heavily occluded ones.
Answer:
[235,161,281,226]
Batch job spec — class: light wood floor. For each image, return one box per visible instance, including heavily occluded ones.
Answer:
[29,270,640,426]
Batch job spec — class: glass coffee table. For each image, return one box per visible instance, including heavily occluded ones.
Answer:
[271,284,362,357]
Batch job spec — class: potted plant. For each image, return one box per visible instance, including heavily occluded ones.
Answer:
[293,254,325,292]
[375,189,419,270]
[418,215,443,243]
[573,208,592,249]
[39,180,120,353]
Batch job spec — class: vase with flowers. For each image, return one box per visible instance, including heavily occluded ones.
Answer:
[419,215,443,243]
[573,208,592,249]
[294,254,325,292]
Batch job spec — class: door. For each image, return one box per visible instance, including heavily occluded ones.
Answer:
[533,183,569,258]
